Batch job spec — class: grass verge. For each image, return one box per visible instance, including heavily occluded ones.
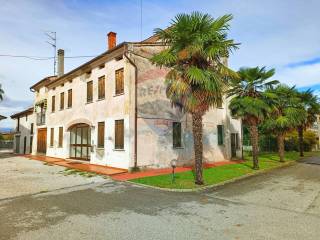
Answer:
[130,151,320,189]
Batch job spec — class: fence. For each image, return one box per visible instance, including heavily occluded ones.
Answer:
[0,140,13,149]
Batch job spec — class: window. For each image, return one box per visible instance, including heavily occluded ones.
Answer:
[115,68,124,95]
[30,136,33,153]
[235,133,240,150]
[68,89,72,108]
[115,120,124,149]
[50,128,54,147]
[97,122,105,148]
[98,76,105,100]
[87,81,93,102]
[60,92,64,110]
[173,122,182,148]
[26,114,28,121]
[58,127,63,147]
[52,95,55,112]
[30,123,34,134]
[217,125,224,145]
[99,64,105,69]
[17,118,20,132]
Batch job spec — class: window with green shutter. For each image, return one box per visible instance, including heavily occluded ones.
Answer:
[217,125,224,145]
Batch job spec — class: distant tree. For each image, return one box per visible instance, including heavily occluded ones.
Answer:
[0,83,4,101]
[151,12,239,184]
[228,67,278,169]
[296,90,320,156]
[263,85,306,162]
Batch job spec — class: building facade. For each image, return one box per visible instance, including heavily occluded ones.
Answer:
[11,31,242,170]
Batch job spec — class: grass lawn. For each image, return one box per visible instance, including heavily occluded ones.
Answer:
[130,151,320,189]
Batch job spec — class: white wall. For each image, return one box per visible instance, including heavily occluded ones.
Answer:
[12,113,35,154]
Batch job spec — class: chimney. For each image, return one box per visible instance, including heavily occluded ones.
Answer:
[57,49,64,77]
[107,32,117,50]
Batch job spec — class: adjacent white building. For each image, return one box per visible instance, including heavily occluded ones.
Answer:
[11,31,242,170]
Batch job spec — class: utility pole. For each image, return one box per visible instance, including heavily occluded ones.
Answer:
[45,31,57,75]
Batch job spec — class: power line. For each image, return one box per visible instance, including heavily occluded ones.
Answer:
[0,54,98,60]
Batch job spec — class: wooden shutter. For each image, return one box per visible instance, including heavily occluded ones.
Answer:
[30,123,34,134]
[115,68,124,95]
[58,127,63,147]
[173,122,182,148]
[87,81,93,102]
[98,76,105,99]
[97,122,105,148]
[60,92,64,110]
[115,120,124,149]
[217,125,224,145]
[68,89,72,108]
[52,96,55,112]
[30,136,33,153]
[50,128,54,147]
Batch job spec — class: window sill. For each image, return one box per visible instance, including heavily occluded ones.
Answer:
[113,148,125,151]
[113,93,124,97]
[67,106,72,109]
[96,147,105,150]
[86,101,93,105]
[59,109,64,111]
[97,98,105,102]
[173,146,184,149]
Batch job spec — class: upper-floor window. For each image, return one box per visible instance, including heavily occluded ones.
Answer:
[30,123,34,134]
[115,119,124,149]
[26,114,28,121]
[60,92,64,110]
[115,68,124,95]
[87,81,93,103]
[98,76,105,100]
[17,118,20,132]
[173,122,182,148]
[217,125,224,145]
[68,89,72,108]
[97,122,105,148]
[52,95,55,112]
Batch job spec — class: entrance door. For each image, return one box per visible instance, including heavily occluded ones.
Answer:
[69,124,91,161]
[15,136,20,153]
[23,136,27,154]
[231,133,238,158]
[37,128,47,154]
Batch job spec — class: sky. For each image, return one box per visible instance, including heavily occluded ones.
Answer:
[1,0,320,128]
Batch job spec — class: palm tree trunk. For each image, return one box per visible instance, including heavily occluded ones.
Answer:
[298,127,304,157]
[249,124,259,170]
[278,133,285,162]
[192,112,204,185]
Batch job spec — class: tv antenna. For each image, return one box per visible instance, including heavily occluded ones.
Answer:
[45,31,57,75]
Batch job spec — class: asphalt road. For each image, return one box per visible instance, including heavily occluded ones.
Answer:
[1,154,320,240]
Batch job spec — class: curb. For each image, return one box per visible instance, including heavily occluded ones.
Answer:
[126,161,297,192]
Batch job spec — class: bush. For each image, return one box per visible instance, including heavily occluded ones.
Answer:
[285,130,318,152]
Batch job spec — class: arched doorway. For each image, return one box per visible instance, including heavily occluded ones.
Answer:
[69,123,91,161]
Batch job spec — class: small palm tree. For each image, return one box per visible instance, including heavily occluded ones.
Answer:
[228,67,278,169]
[263,85,306,162]
[296,90,320,156]
[0,83,4,101]
[151,12,239,185]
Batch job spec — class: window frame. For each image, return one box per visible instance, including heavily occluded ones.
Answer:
[60,92,64,110]
[67,89,72,108]
[217,125,224,145]
[58,127,63,147]
[50,128,54,147]
[97,122,105,148]
[172,122,182,148]
[98,76,105,100]
[114,119,124,150]
[87,81,93,103]
[115,68,124,95]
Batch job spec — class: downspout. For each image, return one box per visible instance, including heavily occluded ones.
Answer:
[123,45,138,169]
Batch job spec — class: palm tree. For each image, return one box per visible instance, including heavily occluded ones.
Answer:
[0,83,4,101]
[151,12,239,185]
[296,90,320,156]
[263,85,306,162]
[228,67,278,169]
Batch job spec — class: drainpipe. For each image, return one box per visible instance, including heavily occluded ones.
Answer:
[123,45,138,169]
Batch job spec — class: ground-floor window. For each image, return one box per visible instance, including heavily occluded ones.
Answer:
[58,127,63,147]
[69,124,91,161]
[97,122,105,148]
[50,128,54,147]
[30,136,33,153]
[173,122,182,148]
[115,120,124,149]
[217,125,224,145]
